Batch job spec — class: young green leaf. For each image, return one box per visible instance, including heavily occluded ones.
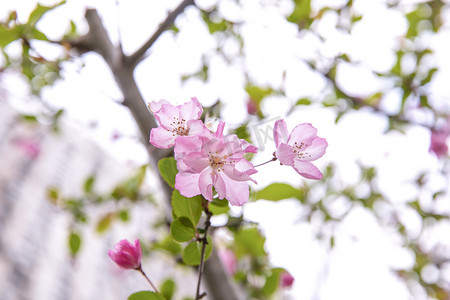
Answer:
[160,279,176,300]
[209,198,230,215]
[254,183,303,201]
[182,237,212,266]
[68,232,81,256]
[128,291,165,300]
[170,217,196,243]
[262,267,285,296]
[27,1,66,27]
[234,227,266,258]
[171,190,202,226]
[158,157,178,188]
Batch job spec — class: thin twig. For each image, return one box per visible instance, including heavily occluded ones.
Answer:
[254,157,277,168]
[138,266,160,294]
[195,199,213,300]
[128,0,195,66]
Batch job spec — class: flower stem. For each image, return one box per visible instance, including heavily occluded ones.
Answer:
[195,200,213,300]
[138,266,159,294]
[254,157,277,168]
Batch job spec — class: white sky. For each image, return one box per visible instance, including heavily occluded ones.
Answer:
[1,0,450,299]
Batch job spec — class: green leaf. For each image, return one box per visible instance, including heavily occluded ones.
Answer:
[158,158,178,188]
[118,209,130,222]
[262,267,285,296]
[152,235,182,255]
[83,175,95,194]
[0,25,19,48]
[295,98,311,106]
[170,217,196,243]
[245,85,274,103]
[287,0,311,27]
[209,198,230,215]
[234,227,266,258]
[128,291,165,300]
[68,232,81,256]
[96,213,113,234]
[182,237,212,266]
[254,183,303,201]
[27,1,66,27]
[161,279,176,300]
[171,190,202,227]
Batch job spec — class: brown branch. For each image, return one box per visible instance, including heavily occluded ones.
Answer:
[127,0,195,67]
[195,200,212,300]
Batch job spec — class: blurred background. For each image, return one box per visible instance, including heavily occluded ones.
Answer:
[0,0,450,299]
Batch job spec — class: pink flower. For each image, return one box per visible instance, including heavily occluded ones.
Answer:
[108,239,142,270]
[174,124,257,206]
[218,249,238,276]
[273,120,327,180]
[149,97,210,149]
[429,129,448,158]
[13,138,40,158]
[279,271,294,288]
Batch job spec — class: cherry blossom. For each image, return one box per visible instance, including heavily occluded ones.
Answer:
[273,120,327,180]
[108,239,142,270]
[174,124,257,206]
[148,97,210,149]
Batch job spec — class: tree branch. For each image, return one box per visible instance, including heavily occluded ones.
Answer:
[127,0,195,67]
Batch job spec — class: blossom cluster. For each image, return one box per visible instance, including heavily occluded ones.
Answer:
[148,97,328,206]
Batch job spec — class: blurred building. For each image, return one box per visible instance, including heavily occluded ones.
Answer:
[0,100,195,300]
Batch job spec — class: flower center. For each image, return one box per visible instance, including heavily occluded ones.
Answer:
[169,117,189,136]
[207,152,236,172]
[293,141,312,159]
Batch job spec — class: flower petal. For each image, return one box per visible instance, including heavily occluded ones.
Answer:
[180,97,203,121]
[198,167,213,201]
[287,123,318,146]
[276,143,295,166]
[150,127,176,148]
[274,119,289,148]
[154,103,181,128]
[300,137,328,161]
[187,119,212,138]
[293,161,323,180]
[215,172,249,206]
[175,172,201,198]
[148,99,170,114]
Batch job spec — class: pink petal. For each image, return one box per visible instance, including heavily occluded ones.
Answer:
[300,137,328,161]
[287,123,318,146]
[214,121,226,138]
[174,135,204,160]
[215,172,250,206]
[178,154,210,173]
[175,172,201,197]
[180,97,203,121]
[222,163,257,183]
[276,143,295,166]
[148,99,170,114]
[273,119,289,148]
[154,103,181,128]
[187,119,212,138]
[198,167,213,201]
[293,161,323,180]
[150,127,176,149]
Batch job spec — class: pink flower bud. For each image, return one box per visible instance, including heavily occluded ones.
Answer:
[108,239,142,270]
[279,271,294,288]
[246,98,258,115]
[218,249,238,275]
